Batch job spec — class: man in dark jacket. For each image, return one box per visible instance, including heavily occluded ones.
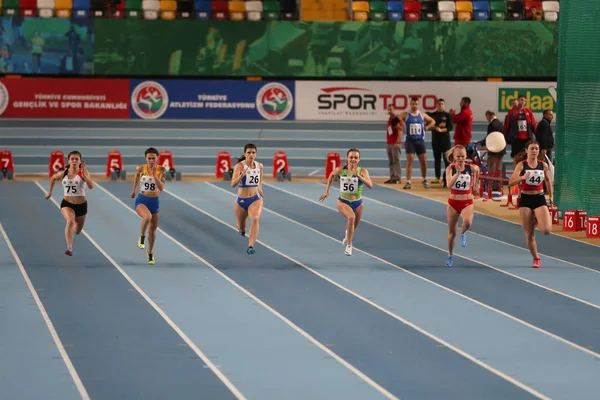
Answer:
[477,110,506,192]
[535,109,555,163]
[427,98,453,186]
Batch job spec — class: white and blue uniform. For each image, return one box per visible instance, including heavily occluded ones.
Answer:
[236,162,261,211]
[405,111,427,155]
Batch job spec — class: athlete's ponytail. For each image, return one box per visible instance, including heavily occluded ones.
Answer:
[512,139,539,167]
[236,143,257,164]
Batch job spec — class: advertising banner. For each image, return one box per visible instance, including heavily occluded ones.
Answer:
[129,80,295,121]
[0,78,130,118]
[295,81,557,123]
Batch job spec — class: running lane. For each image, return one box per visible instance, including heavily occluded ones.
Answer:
[3,182,237,400]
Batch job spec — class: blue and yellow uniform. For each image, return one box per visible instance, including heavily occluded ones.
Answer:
[338,166,364,211]
[134,164,163,214]
[236,161,261,211]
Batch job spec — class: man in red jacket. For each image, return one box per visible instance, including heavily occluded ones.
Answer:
[504,94,537,158]
[450,97,473,146]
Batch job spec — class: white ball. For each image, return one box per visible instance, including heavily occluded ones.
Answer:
[486,131,506,153]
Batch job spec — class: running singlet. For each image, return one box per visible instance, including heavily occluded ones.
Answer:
[521,161,545,191]
[405,111,426,140]
[139,164,163,196]
[62,170,86,196]
[339,166,364,198]
[238,162,261,188]
[450,165,473,195]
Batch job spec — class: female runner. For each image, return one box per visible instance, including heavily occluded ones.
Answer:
[131,147,166,265]
[508,140,553,268]
[45,151,94,256]
[444,145,480,267]
[320,148,373,256]
[231,143,264,255]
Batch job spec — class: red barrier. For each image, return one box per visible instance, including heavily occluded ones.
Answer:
[587,216,600,239]
[563,210,587,232]
[215,151,232,178]
[49,150,66,177]
[0,149,14,173]
[106,150,124,178]
[272,151,290,179]
[548,205,559,225]
[158,150,174,171]
[325,152,341,179]
[0,78,130,119]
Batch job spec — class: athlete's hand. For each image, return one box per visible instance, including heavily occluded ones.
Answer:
[45,192,51,200]
[130,191,135,199]
[319,192,329,202]
[258,188,264,198]
[149,165,157,177]
[521,171,531,182]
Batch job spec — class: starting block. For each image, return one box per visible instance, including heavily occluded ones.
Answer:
[273,151,292,181]
[0,150,15,181]
[325,152,341,180]
[106,149,127,181]
[159,150,182,181]
[49,150,66,177]
[216,151,233,180]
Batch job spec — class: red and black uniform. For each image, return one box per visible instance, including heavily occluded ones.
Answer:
[519,160,547,210]
[448,164,474,214]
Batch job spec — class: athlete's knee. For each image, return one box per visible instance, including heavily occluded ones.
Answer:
[250,215,260,225]
[66,219,76,229]
[347,214,356,225]
[540,224,552,236]
[142,214,152,225]
[462,220,472,231]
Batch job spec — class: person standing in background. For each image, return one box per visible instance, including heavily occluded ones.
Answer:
[384,105,402,184]
[504,94,537,158]
[535,109,555,163]
[450,97,473,146]
[427,99,453,186]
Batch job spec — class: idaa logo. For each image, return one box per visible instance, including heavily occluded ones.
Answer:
[131,81,169,119]
[0,82,9,116]
[256,83,293,120]
[498,87,557,112]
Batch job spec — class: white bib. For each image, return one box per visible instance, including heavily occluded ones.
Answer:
[340,176,359,194]
[518,120,528,131]
[409,123,422,136]
[139,174,158,194]
[241,163,261,187]
[454,173,471,192]
[525,170,545,186]
[62,174,86,196]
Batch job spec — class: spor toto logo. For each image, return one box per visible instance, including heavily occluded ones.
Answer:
[0,82,9,116]
[131,81,169,119]
[256,83,293,120]
[317,87,438,112]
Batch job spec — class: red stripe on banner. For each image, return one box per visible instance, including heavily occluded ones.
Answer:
[0,78,130,119]
[320,87,372,93]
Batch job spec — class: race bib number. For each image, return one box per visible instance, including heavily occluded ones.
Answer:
[246,168,260,186]
[526,170,545,185]
[340,176,359,194]
[518,120,528,131]
[140,176,157,193]
[454,173,471,191]
[409,123,422,136]
[63,178,83,195]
